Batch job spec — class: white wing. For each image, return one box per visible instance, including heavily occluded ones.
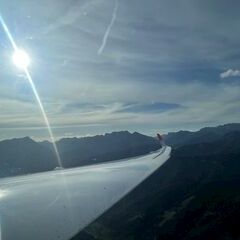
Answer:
[0,146,171,240]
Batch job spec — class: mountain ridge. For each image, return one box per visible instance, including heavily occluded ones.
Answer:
[71,127,240,240]
[0,131,160,178]
[165,123,240,147]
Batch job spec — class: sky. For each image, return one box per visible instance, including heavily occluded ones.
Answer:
[0,0,240,140]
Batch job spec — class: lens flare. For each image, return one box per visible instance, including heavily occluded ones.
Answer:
[0,14,74,223]
[0,15,62,168]
[12,49,30,69]
[24,69,62,166]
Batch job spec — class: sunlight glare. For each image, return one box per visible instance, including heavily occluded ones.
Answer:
[12,49,30,69]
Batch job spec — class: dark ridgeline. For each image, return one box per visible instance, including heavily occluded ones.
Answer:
[54,131,160,168]
[0,137,57,177]
[165,123,240,147]
[0,131,160,178]
[71,123,240,240]
[1,123,240,239]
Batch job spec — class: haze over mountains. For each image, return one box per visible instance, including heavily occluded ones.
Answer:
[0,123,239,179]
[165,123,240,147]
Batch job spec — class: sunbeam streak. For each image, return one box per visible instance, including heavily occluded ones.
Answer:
[0,14,62,167]
[24,69,62,167]
[0,15,17,51]
[0,14,75,218]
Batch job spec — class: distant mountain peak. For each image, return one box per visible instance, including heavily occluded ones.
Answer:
[165,123,240,147]
[0,136,35,145]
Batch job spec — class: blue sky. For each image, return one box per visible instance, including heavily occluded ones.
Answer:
[0,0,240,140]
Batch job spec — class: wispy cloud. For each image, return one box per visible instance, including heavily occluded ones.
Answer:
[98,0,118,55]
[220,69,240,79]
[43,0,94,35]
[117,102,182,113]
[1,0,240,139]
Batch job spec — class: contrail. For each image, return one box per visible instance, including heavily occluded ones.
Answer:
[98,0,118,55]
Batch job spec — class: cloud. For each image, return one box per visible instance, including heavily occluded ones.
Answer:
[117,102,181,113]
[41,0,96,35]
[60,102,106,114]
[1,0,240,140]
[220,69,240,79]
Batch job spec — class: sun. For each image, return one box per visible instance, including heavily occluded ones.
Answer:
[12,49,30,69]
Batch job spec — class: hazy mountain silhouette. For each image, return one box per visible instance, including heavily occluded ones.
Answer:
[57,131,160,168]
[0,137,57,178]
[0,131,160,178]
[1,123,240,238]
[72,126,240,240]
[165,123,240,147]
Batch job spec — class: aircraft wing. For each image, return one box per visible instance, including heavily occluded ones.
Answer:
[0,146,171,240]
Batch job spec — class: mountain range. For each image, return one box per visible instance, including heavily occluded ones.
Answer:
[1,123,240,238]
[165,123,240,147]
[71,123,240,240]
[0,131,160,178]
